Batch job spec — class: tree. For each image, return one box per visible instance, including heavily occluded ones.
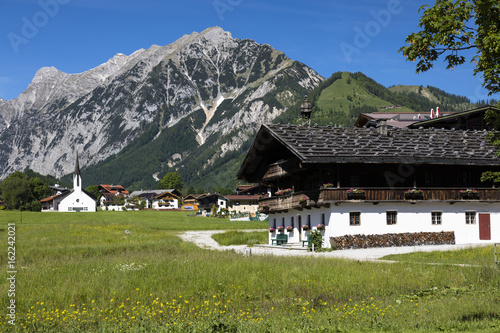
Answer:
[400,0,500,95]
[211,204,218,217]
[85,185,100,200]
[0,172,32,209]
[212,186,233,195]
[30,177,51,200]
[158,172,183,191]
[112,195,125,205]
[186,186,196,195]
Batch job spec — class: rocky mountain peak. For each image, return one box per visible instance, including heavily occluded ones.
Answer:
[31,66,65,83]
[199,26,233,42]
[0,28,324,185]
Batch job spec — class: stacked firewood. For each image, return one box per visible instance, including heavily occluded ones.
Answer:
[330,231,455,250]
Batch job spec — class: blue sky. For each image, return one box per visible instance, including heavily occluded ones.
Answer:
[0,0,497,103]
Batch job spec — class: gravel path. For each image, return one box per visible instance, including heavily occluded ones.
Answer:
[178,230,489,262]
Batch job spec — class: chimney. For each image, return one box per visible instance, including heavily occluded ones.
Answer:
[376,119,388,135]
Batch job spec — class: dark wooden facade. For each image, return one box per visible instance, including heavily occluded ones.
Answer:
[260,187,500,213]
[237,123,500,213]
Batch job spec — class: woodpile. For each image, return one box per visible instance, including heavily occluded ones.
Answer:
[330,231,455,250]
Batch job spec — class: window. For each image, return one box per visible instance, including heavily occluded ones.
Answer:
[273,218,277,229]
[386,211,397,225]
[291,216,294,228]
[350,212,360,226]
[321,213,325,225]
[307,215,311,228]
[465,211,476,224]
[431,212,442,225]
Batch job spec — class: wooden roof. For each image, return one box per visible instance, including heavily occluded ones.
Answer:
[99,184,129,195]
[225,194,260,201]
[237,123,500,182]
[155,191,180,200]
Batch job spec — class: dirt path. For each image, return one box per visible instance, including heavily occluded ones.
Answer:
[178,230,489,262]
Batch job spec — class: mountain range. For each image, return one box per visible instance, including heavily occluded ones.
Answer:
[0,27,486,191]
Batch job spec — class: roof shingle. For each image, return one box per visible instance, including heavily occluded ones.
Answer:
[265,124,500,166]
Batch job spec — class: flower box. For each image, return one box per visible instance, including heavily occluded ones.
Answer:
[268,227,276,233]
[299,196,308,206]
[277,226,285,232]
[316,224,325,231]
[285,226,294,232]
[405,189,423,200]
[346,188,365,199]
[275,188,293,196]
[321,183,335,189]
[302,225,310,231]
[460,189,478,199]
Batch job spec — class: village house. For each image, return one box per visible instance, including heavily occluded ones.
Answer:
[226,184,270,215]
[236,105,500,249]
[41,155,96,212]
[152,191,180,210]
[99,184,130,211]
[183,194,203,205]
[355,108,455,128]
[194,193,228,215]
[226,194,260,214]
[407,105,497,131]
[128,189,181,210]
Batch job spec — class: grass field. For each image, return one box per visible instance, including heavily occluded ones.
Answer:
[0,210,499,332]
[382,245,498,267]
[212,231,268,247]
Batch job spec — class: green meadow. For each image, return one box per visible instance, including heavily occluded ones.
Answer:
[0,210,499,332]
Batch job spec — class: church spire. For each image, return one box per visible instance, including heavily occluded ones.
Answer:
[74,153,81,190]
[74,153,81,177]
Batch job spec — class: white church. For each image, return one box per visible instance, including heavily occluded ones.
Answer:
[41,155,97,212]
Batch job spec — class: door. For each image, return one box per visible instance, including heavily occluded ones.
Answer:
[298,215,302,242]
[479,214,491,240]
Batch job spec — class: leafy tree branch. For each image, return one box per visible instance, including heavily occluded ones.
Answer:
[400,0,500,95]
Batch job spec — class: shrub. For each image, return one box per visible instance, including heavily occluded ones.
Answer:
[308,230,323,251]
[25,200,42,212]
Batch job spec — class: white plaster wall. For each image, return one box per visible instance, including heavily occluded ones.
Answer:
[104,204,125,211]
[230,203,258,214]
[218,199,227,209]
[268,201,500,247]
[59,191,97,212]
[152,199,179,210]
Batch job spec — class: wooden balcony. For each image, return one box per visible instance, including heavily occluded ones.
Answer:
[259,187,500,213]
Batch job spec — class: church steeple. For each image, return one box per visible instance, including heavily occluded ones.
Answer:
[73,153,82,190]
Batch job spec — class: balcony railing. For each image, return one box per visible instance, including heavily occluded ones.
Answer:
[259,187,500,213]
